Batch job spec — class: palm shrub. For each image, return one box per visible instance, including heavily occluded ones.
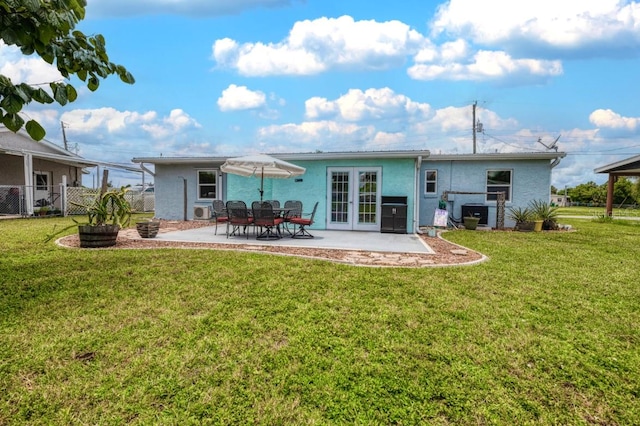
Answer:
[529,199,559,230]
[507,206,533,231]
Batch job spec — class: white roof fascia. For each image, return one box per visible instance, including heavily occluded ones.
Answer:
[132,156,229,165]
[594,154,640,174]
[426,152,566,161]
[132,150,431,164]
[1,147,100,168]
[272,150,431,161]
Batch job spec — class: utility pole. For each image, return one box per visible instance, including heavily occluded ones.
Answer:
[472,101,477,154]
[471,101,483,154]
[61,121,68,151]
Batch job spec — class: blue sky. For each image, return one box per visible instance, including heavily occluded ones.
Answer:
[2,0,640,188]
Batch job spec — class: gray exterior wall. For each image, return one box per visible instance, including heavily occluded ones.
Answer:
[153,162,226,220]
[0,130,85,187]
[419,158,553,228]
[0,154,84,187]
[0,155,24,185]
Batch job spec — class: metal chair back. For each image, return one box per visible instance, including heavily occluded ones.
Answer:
[284,200,302,219]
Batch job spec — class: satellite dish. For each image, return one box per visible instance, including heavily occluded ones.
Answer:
[537,135,560,151]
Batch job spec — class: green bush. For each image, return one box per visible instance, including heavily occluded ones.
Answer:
[529,199,559,230]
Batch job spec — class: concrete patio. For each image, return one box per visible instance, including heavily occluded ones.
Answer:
[154,223,434,254]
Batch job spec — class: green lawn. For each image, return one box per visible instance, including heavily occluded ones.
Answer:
[557,205,640,218]
[1,216,639,425]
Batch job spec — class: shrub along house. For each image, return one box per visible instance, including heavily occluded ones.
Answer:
[132,149,565,233]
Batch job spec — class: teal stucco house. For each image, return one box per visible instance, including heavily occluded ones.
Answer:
[132,150,565,232]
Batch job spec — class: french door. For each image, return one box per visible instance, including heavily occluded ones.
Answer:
[327,167,381,231]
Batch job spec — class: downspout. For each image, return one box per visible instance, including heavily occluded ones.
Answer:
[139,162,155,177]
[139,163,155,213]
[414,155,422,233]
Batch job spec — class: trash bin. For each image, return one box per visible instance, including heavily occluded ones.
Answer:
[381,196,407,233]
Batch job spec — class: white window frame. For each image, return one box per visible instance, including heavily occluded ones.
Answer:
[424,170,437,195]
[197,169,218,200]
[486,169,512,202]
[34,171,49,190]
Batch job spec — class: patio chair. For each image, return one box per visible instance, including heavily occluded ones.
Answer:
[252,201,283,240]
[211,199,228,235]
[265,200,280,208]
[226,200,253,239]
[283,200,302,234]
[290,201,318,239]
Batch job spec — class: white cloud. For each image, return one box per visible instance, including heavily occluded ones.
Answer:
[87,0,297,17]
[305,87,431,122]
[61,108,157,133]
[212,15,424,76]
[430,0,640,56]
[25,109,60,129]
[408,49,563,82]
[589,109,640,131]
[59,107,201,143]
[258,120,378,150]
[141,109,202,139]
[217,84,267,111]
[256,91,527,154]
[0,42,63,85]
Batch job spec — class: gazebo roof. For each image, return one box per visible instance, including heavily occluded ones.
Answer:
[595,154,640,176]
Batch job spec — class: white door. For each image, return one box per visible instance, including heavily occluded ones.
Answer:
[327,167,381,231]
[33,171,51,206]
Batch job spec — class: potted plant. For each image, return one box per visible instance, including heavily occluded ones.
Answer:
[463,215,480,230]
[136,218,160,238]
[529,199,559,230]
[37,205,50,216]
[507,206,534,231]
[46,187,132,248]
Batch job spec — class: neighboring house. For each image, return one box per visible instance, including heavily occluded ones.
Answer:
[133,150,565,232]
[550,194,571,207]
[0,127,98,216]
[419,153,566,228]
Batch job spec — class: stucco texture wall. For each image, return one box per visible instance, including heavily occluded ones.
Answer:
[158,157,417,232]
[228,157,415,232]
[154,163,226,220]
[419,159,552,228]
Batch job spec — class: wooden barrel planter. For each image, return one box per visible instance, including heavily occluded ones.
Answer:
[78,225,120,248]
[136,221,160,238]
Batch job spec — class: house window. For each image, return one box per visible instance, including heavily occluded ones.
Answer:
[486,170,511,201]
[197,170,217,200]
[35,172,48,190]
[425,170,437,194]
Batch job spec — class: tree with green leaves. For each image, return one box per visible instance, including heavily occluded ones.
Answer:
[567,181,606,205]
[0,0,134,140]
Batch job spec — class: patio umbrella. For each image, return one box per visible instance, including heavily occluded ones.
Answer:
[220,154,306,201]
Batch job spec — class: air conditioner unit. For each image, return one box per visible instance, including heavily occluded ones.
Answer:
[193,205,211,220]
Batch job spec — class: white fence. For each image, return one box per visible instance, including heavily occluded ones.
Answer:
[0,185,154,217]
